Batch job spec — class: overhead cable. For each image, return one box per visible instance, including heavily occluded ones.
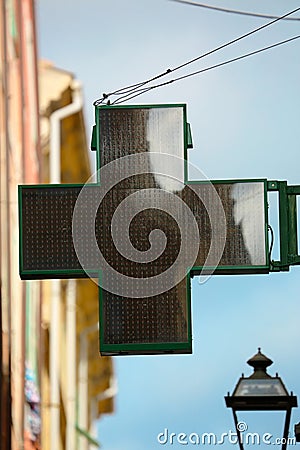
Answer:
[171,0,300,21]
[111,34,300,104]
[94,6,300,105]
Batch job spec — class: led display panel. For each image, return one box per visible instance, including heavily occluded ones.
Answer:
[101,279,190,354]
[19,185,99,278]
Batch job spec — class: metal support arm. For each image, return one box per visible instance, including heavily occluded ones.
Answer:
[268,181,300,271]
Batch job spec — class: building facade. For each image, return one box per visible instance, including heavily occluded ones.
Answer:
[0,2,115,448]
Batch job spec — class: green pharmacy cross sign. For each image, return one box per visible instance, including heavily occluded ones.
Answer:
[19,104,300,355]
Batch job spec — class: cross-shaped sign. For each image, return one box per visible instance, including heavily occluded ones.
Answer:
[19,104,300,355]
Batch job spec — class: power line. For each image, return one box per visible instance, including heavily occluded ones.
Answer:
[170,0,300,21]
[94,6,300,105]
[169,35,300,84]
[168,6,300,73]
[112,34,300,104]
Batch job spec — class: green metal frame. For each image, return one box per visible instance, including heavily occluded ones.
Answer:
[19,103,300,356]
[18,179,300,354]
[95,104,192,355]
[267,181,300,271]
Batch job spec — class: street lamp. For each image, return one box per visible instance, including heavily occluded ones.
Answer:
[225,348,297,450]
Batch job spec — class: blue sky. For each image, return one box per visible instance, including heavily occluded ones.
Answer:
[37,1,300,448]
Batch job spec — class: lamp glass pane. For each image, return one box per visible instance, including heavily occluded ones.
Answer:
[235,379,288,397]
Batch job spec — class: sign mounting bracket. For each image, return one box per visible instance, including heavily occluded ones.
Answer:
[268,180,300,271]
